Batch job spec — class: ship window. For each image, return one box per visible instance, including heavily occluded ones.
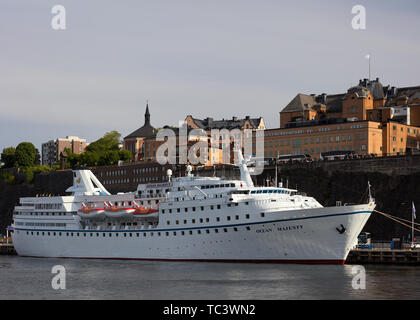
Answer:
[184,220,187,224]
[109,233,112,237]
[197,230,201,234]
[246,214,250,219]
[192,219,196,224]
[177,208,180,213]
[192,207,196,211]
[185,208,188,212]
[173,232,177,236]
[167,221,170,225]
[181,231,185,236]
[124,233,127,237]
[216,217,220,222]
[116,233,118,237]
[103,233,106,237]
[189,230,193,235]
[235,215,239,220]
[158,232,161,236]
[176,220,179,224]
[217,205,221,209]
[246,226,251,230]
[224,228,228,233]
[260,212,265,217]
[227,216,231,221]
[234,228,238,232]
[211,205,214,210]
[201,206,204,211]
[200,218,203,223]
[206,218,209,222]
[166,232,169,236]
[215,229,219,233]
[162,209,165,213]
[206,230,210,234]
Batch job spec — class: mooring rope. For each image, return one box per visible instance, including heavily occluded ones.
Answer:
[374,209,420,233]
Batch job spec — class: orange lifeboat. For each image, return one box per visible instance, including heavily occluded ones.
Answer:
[104,201,135,218]
[77,203,105,218]
[132,202,158,216]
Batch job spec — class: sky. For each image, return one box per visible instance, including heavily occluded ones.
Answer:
[1,0,420,152]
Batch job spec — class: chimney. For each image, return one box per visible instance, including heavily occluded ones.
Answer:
[206,117,213,128]
[232,116,237,121]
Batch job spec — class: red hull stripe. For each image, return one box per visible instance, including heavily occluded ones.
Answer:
[21,255,345,265]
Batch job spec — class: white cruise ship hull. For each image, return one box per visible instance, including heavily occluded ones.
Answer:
[12,203,373,264]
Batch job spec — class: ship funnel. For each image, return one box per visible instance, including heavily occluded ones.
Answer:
[66,170,111,196]
[234,148,254,188]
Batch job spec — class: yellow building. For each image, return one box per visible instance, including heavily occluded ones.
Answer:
[271,79,420,158]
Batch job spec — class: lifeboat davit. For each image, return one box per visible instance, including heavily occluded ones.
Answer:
[77,203,105,219]
[104,202,135,218]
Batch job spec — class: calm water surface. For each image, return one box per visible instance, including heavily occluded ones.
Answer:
[1,256,419,299]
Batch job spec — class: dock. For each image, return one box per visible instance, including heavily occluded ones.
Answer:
[346,248,420,265]
[0,244,16,255]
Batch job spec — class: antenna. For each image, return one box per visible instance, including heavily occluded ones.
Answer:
[367,181,374,203]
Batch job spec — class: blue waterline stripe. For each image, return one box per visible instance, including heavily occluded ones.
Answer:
[14,210,371,233]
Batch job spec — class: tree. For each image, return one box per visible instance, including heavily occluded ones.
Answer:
[65,131,132,168]
[15,142,36,167]
[1,147,16,168]
[118,149,132,162]
[86,130,121,153]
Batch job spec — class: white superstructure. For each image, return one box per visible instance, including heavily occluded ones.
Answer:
[11,155,375,264]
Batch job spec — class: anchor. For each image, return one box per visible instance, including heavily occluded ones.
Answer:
[336,224,346,234]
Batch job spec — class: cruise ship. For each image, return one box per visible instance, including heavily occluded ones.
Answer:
[11,151,375,264]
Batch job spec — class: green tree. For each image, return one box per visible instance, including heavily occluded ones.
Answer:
[1,147,16,168]
[86,130,121,153]
[15,142,36,167]
[65,131,132,168]
[118,149,132,162]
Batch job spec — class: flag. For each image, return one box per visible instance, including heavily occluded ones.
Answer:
[365,54,370,59]
[413,201,416,219]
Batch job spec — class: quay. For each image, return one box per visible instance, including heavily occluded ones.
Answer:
[346,248,420,265]
[0,243,16,255]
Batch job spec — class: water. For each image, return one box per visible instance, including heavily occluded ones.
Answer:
[1,256,420,299]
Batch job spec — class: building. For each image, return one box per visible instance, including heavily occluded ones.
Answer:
[123,103,156,162]
[142,125,224,166]
[269,79,420,159]
[91,161,174,192]
[42,136,87,167]
[185,115,266,132]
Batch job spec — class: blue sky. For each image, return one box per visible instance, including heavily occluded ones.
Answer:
[1,0,420,152]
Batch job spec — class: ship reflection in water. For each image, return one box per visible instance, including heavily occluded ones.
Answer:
[1,256,420,300]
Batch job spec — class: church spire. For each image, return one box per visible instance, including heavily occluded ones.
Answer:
[145,101,150,125]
